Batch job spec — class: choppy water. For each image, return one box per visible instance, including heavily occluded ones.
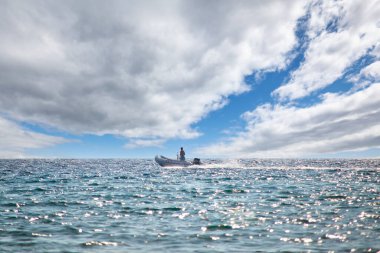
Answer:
[0,159,379,252]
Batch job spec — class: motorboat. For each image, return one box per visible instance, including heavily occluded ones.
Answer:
[155,155,201,167]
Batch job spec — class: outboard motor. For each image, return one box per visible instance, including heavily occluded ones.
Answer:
[193,158,201,165]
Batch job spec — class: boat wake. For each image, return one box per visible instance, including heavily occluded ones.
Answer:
[158,158,380,171]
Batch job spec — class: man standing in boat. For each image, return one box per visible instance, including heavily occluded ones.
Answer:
[179,147,186,161]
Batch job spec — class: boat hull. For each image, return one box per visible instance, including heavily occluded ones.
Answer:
[155,155,192,167]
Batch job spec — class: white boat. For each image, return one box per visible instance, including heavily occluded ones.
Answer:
[155,155,201,167]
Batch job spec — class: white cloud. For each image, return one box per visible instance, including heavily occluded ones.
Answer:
[124,138,165,149]
[198,83,380,158]
[199,0,380,158]
[0,0,307,148]
[0,117,67,158]
[274,0,380,100]
[358,61,380,81]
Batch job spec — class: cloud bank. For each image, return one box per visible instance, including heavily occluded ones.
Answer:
[200,0,380,158]
[0,0,305,140]
[0,117,67,158]
[274,0,380,100]
[1,0,378,158]
[200,83,380,157]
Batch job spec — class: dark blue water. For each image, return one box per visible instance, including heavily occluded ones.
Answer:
[0,159,379,252]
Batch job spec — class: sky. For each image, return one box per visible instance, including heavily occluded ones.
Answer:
[0,0,380,159]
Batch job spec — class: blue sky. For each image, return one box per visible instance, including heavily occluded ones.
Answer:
[0,0,380,158]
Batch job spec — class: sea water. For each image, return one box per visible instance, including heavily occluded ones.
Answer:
[0,159,379,252]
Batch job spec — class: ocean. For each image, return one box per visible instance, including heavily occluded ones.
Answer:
[0,159,379,252]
